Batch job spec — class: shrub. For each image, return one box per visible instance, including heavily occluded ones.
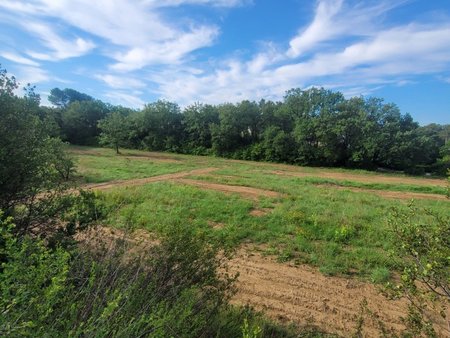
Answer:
[0,221,237,337]
[387,203,449,337]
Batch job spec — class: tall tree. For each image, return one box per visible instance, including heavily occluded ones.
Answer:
[48,88,93,108]
[98,112,129,154]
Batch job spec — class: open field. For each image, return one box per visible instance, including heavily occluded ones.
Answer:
[71,146,450,336]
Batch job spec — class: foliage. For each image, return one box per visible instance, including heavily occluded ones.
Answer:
[0,66,96,239]
[0,218,240,337]
[387,203,449,337]
[43,82,449,173]
[98,111,130,153]
[48,87,93,108]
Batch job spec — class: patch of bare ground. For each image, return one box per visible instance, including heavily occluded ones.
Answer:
[316,184,448,201]
[123,156,180,164]
[83,167,218,191]
[173,178,280,200]
[76,225,159,247]
[273,170,448,187]
[249,208,273,217]
[207,220,226,229]
[76,227,449,337]
[229,247,450,337]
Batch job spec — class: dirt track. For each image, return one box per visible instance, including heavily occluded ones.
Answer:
[83,167,447,202]
[76,162,449,336]
[230,248,450,337]
[273,170,448,187]
[84,168,218,191]
[174,178,280,200]
[316,184,448,201]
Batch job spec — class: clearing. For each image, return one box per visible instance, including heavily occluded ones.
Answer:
[71,146,449,337]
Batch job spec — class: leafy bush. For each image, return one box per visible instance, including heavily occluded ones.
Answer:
[0,221,237,337]
[387,203,449,337]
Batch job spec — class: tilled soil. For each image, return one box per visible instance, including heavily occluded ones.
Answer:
[229,248,450,337]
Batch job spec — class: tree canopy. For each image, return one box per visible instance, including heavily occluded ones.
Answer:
[41,84,450,174]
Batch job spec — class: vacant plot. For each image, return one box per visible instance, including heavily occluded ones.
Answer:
[72,146,449,336]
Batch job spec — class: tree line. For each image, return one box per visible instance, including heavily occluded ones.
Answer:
[46,87,449,174]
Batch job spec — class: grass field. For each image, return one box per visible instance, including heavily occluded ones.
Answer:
[71,146,449,282]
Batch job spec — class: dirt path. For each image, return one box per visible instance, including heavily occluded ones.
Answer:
[273,170,448,188]
[316,184,449,201]
[82,168,281,201]
[83,168,218,191]
[230,248,450,337]
[174,178,280,200]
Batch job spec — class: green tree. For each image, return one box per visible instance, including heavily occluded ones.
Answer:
[0,66,80,236]
[98,112,129,154]
[182,103,219,153]
[48,87,93,108]
[134,100,183,151]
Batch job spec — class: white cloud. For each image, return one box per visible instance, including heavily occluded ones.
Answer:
[0,0,221,69]
[286,0,408,58]
[150,20,450,105]
[110,25,218,71]
[145,0,251,7]
[1,0,449,108]
[13,66,51,85]
[104,91,145,108]
[24,21,95,61]
[95,74,146,89]
[0,52,40,66]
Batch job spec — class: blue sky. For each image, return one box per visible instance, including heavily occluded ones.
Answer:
[0,0,449,124]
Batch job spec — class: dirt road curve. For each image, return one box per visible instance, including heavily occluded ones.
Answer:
[230,249,450,337]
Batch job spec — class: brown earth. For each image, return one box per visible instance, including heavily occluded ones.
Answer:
[230,247,450,337]
[173,178,280,200]
[272,170,448,187]
[123,156,180,164]
[316,184,449,201]
[83,167,218,191]
[77,227,450,337]
[249,208,273,217]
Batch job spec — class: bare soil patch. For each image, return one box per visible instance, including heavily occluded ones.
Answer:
[123,156,180,164]
[316,184,448,201]
[229,247,449,337]
[174,178,280,200]
[83,167,217,191]
[76,227,449,337]
[249,208,273,217]
[273,170,447,187]
[207,220,226,230]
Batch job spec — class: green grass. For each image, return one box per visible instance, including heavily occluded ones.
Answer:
[73,146,449,282]
[70,146,203,183]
